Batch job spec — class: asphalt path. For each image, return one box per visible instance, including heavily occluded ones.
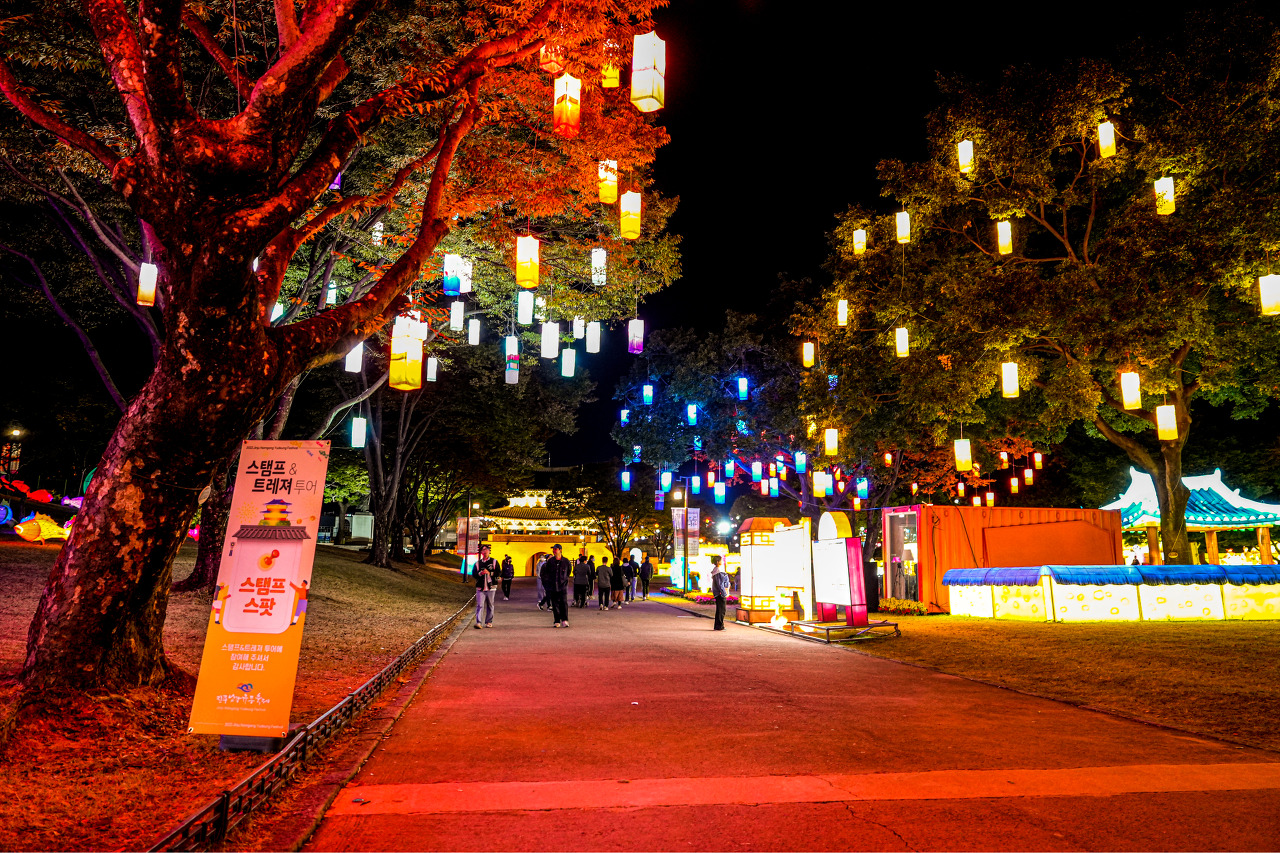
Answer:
[304,579,1280,851]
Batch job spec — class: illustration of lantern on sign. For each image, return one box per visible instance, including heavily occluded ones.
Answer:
[997,220,1013,255]
[896,211,911,244]
[954,438,972,472]
[824,428,838,456]
[1120,371,1141,409]
[516,236,539,289]
[1001,362,1019,398]
[1154,177,1175,215]
[137,262,158,306]
[598,161,618,204]
[853,229,867,255]
[957,139,974,174]
[553,73,581,137]
[1098,121,1116,158]
[1260,274,1279,316]
[221,502,311,634]
[631,31,666,112]
[620,192,642,239]
[627,318,645,354]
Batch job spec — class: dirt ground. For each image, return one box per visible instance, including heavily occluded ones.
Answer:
[0,539,474,852]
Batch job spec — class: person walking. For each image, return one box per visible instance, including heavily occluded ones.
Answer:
[572,554,591,608]
[609,554,627,609]
[500,555,515,600]
[540,543,573,627]
[622,555,637,603]
[710,555,729,630]
[595,556,612,610]
[535,554,549,610]
[639,555,654,600]
[472,545,499,628]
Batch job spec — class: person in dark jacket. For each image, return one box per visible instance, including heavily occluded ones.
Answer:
[639,556,654,600]
[595,557,612,610]
[622,556,637,603]
[609,554,628,608]
[572,555,592,608]
[472,545,499,628]
[710,555,729,630]
[540,543,573,627]
[500,555,515,600]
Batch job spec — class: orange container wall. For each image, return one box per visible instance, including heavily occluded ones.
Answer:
[883,505,1124,614]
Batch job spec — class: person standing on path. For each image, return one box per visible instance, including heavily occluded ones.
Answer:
[540,543,573,627]
[609,554,627,608]
[595,556,612,610]
[639,555,654,600]
[534,554,549,610]
[710,555,729,630]
[572,554,591,608]
[472,545,499,628]
[625,554,639,602]
[500,555,514,600]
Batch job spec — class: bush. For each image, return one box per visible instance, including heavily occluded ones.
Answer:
[876,598,929,616]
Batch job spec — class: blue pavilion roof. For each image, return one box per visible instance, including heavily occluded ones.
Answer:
[1102,468,1280,530]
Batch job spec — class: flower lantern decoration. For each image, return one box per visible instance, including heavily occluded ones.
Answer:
[630,31,666,112]
[553,73,581,137]
[620,192,642,239]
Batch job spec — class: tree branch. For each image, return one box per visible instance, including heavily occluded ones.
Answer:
[309,373,387,439]
[80,0,162,162]
[0,58,121,170]
[181,9,253,102]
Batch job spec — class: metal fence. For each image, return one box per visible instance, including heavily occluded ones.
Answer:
[150,604,469,852]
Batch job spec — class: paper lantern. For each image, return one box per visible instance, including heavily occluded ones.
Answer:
[517,290,534,325]
[1154,177,1175,215]
[802,341,815,367]
[1009,476,1019,494]
[642,384,654,405]
[1155,404,1178,440]
[957,480,965,498]
[661,471,673,492]
[1024,467,1034,485]
[687,404,698,426]
[691,476,701,495]
[737,377,749,400]
[996,451,1008,469]
[620,408,629,426]
[389,335,423,391]
[837,299,848,327]
[725,460,735,478]
[1001,362,1019,398]
[586,321,601,353]
[1120,371,1141,409]
[883,451,893,467]
[627,318,645,354]
[1033,451,1043,470]
[714,482,726,504]
[504,335,520,385]
[1260,274,1280,316]
[972,496,983,507]
[795,452,807,474]
[769,477,779,498]
[768,462,777,478]
[896,211,911,244]
[553,73,581,138]
[443,253,471,295]
[449,300,464,331]
[630,31,666,112]
[539,322,559,359]
[329,172,342,190]
[539,45,563,74]
[1098,121,1116,158]
[633,445,642,463]
[824,428,838,456]
[326,284,338,306]
[561,347,576,377]
[620,191,642,239]
[853,229,867,255]
[751,461,763,482]
[602,60,620,88]
[598,161,618,204]
[591,247,607,287]
[136,262,158,306]
[957,139,974,174]
[571,317,586,339]
[986,492,995,506]
[345,341,364,372]
[426,356,438,383]
[954,438,972,472]
[706,470,715,486]
[351,417,366,448]
[621,471,631,492]
[895,327,909,357]
[758,480,768,496]
[856,478,869,500]
[997,220,1013,255]
[824,473,835,497]
[516,235,539,288]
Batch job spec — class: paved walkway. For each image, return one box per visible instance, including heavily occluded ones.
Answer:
[304,579,1280,851]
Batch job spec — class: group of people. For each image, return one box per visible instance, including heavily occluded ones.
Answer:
[534,546,655,627]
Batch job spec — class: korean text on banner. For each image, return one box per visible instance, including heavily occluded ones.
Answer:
[671,508,701,557]
[188,440,331,738]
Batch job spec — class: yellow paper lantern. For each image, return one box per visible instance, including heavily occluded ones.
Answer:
[136,262,158,307]
[389,335,423,391]
[824,428,838,456]
[802,341,815,367]
[985,492,995,507]
[957,139,974,174]
[853,497,862,511]
[999,451,1009,469]
[896,211,911,244]
[837,299,848,327]
[620,191,642,239]
[1260,274,1280,316]
[1098,121,1116,158]
[553,73,581,138]
[996,220,1013,255]
[1024,467,1034,485]
[1120,371,1141,410]
[515,235,539,289]
[1009,476,1019,495]
[956,480,965,497]
[1033,451,1043,470]
[598,160,618,204]
[1154,177,1175,215]
[954,438,972,472]
[601,62,620,88]
[972,495,982,507]
[911,482,919,496]
[630,31,666,113]
[1001,362,1019,398]
[883,451,893,467]
[895,327,909,358]
[853,229,867,255]
[1155,404,1178,440]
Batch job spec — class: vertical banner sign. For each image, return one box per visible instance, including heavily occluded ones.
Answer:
[672,508,701,556]
[189,440,331,738]
[455,516,481,572]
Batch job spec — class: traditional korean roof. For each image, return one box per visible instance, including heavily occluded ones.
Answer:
[943,564,1280,587]
[233,525,310,540]
[1101,468,1280,531]
[485,506,564,521]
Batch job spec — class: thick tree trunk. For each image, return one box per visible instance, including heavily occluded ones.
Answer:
[334,499,349,545]
[1154,441,1193,564]
[172,460,232,593]
[367,489,400,568]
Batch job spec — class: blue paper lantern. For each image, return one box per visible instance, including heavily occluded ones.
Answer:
[714,482,726,504]
[661,471,673,492]
[751,461,762,482]
[736,419,749,435]
[737,377,749,400]
[633,444,642,463]
[693,435,703,450]
[692,476,701,495]
[725,460,735,478]
[620,408,629,426]
[769,477,779,498]
[687,404,698,426]
[621,471,631,491]
[642,384,654,405]
[856,477,869,499]
[795,451,807,474]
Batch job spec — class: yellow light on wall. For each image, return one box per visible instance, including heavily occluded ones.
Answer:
[1120,371,1141,410]
[1009,476,1019,494]
[853,229,867,255]
[620,191,642,239]
[824,428,838,456]
[896,211,911,244]
[802,341,815,367]
[837,299,848,327]
[389,335,423,391]
[516,235,539,289]
[1156,404,1178,440]
[895,327,909,357]
[996,220,1013,255]
[1260,274,1280,316]
[598,160,618,204]
[1154,177,1175,215]
[631,31,666,113]
[1098,121,1116,158]
[136,262,158,307]
[954,438,972,472]
[553,73,581,138]
[957,139,974,174]
[1001,361,1019,398]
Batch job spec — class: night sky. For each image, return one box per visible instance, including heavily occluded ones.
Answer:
[548,0,1219,466]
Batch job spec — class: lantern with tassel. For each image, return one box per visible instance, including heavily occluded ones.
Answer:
[896,211,911,244]
[1001,362,1019,398]
[137,262,158,306]
[351,416,367,448]
[837,299,848,327]
[1120,371,1141,409]
[997,220,1013,255]
[1260,274,1279,316]
[954,438,972,472]
[516,236,539,289]
[895,327,909,358]
[586,321,601,353]
[627,318,644,354]
[1155,177,1175,215]
[345,341,364,372]
[1098,121,1116,158]
[824,428,838,456]
[620,191,642,239]
[957,139,974,174]
[1156,405,1178,440]
[802,342,815,367]
[630,31,666,112]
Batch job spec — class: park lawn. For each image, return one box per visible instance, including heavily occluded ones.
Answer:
[855,614,1280,752]
[0,540,474,852]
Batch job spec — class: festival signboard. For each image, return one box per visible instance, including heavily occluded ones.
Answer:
[672,507,700,556]
[455,516,481,571]
[188,440,330,738]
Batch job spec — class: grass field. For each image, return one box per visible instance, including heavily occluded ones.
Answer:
[0,540,474,852]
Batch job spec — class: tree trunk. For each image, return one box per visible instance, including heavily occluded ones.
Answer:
[172,460,232,593]
[1155,440,1193,565]
[368,488,400,568]
[334,499,349,545]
